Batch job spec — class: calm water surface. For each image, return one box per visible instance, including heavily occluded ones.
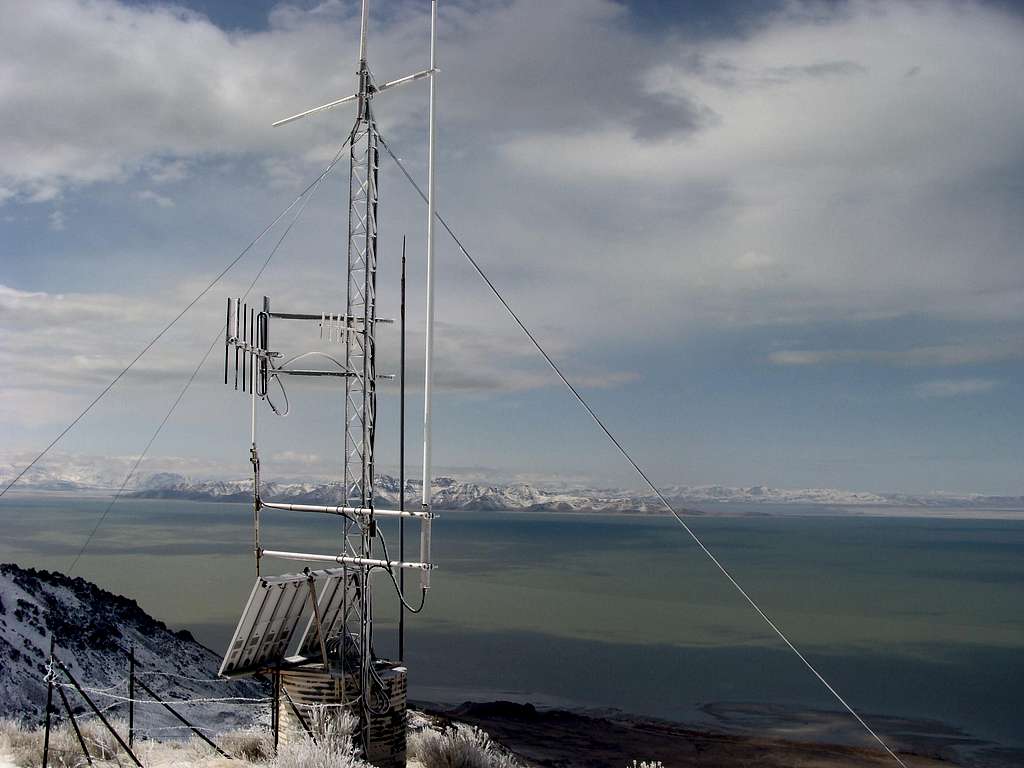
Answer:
[1,494,1021,751]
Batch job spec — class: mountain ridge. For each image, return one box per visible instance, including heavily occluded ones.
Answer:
[0,562,263,729]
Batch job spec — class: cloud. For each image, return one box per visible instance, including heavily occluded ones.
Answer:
[0,0,414,201]
[137,190,175,208]
[497,0,1024,328]
[914,378,1000,398]
[2,0,1023,495]
[734,251,777,272]
[768,339,1024,367]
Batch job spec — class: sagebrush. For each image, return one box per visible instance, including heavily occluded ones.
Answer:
[0,716,127,767]
[410,723,521,768]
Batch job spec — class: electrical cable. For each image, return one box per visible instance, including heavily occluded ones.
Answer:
[371,526,426,613]
[0,142,349,501]
[378,133,910,768]
[64,139,350,575]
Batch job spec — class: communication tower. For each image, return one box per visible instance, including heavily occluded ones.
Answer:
[217,3,439,765]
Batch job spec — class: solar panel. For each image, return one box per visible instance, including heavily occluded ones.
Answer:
[219,567,357,678]
[297,568,361,657]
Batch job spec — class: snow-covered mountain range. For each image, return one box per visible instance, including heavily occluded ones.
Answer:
[3,454,1022,511]
[129,473,1024,511]
[0,563,263,728]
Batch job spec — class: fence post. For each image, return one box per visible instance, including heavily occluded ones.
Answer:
[42,637,55,768]
[55,684,94,766]
[55,658,144,768]
[128,645,135,749]
[272,669,280,751]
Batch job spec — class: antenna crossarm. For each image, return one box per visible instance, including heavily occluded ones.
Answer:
[272,68,438,127]
[261,500,436,519]
[263,549,434,571]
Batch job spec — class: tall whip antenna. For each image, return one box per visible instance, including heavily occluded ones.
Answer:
[420,0,438,590]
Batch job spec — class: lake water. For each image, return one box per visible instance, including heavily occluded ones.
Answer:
[2,494,1021,758]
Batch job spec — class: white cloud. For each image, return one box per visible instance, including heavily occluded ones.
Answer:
[768,339,1024,367]
[137,189,175,208]
[498,0,1024,327]
[734,251,777,272]
[0,0,424,201]
[914,378,999,398]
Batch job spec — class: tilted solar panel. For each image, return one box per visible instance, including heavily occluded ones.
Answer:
[219,567,358,678]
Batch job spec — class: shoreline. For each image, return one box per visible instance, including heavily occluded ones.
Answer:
[5,489,1024,520]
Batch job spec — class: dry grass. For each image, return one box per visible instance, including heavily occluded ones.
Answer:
[0,716,128,767]
[269,706,368,768]
[410,724,521,768]
[270,737,370,768]
[219,728,274,763]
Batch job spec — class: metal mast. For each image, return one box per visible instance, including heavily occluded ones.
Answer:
[343,0,379,728]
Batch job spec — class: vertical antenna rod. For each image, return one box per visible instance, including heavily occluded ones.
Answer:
[399,238,407,660]
[358,0,369,63]
[420,0,438,590]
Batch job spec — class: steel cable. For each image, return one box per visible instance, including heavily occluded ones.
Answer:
[378,133,911,768]
[1,143,348,501]
[64,139,350,574]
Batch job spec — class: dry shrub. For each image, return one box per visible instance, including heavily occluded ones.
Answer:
[0,716,129,767]
[299,704,359,756]
[271,735,370,768]
[219,727,275,762]
[271,706,367,768]
[410,724,520,768]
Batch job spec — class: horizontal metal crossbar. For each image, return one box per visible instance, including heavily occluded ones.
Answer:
[272,67,438,127]
[262,549,434,571]
[268,312,393,323]
[261,500,435,519]
[274,368,356,378]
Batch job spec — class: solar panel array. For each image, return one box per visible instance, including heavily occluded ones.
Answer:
[219,567,356,678]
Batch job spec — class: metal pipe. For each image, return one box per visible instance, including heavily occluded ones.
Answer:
[225,298,232,385]
[272,669,280,750]
[128,646,135,749]
[358,0,369,64]
[234,297,241,390]
[305,574,331,668]
[260,500,433,518]
[262,549,432,570]
[421,0,438,514]
[42,637,54,768]
[242,303,248,393]
[399,239,406,661]
[270,70,433,128]
[273,369,355,378]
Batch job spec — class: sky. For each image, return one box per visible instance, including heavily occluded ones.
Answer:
[1,0,1023,495]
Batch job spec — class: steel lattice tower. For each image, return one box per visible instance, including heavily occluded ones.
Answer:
[341,58,380,725]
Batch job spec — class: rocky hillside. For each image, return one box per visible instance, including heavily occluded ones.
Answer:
[0,563,263,731]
